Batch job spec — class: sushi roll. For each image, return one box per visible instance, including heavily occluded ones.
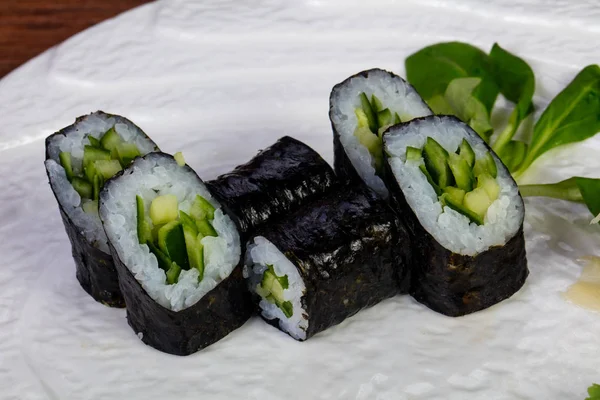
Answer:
[244,184,410,340]
[99,152,252,355]
[329,68,432,198]
[207,136,336,239]
[45,111,159,307]
[383,115,528,316]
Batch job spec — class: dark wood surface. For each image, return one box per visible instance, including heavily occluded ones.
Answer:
[0,0,151,78]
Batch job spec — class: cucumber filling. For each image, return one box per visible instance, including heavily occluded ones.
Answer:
[136,193,217,284]
[255,264,293,318]
[353,93,403,176]
[407,137,500,225]
[59,128,142,213]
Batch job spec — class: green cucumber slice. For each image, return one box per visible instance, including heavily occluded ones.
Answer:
[442,193,484,225]
[166,262,182,284]
[180,212,205,280]
[83,145,111,167]
[477,173,500,201]
[115,143,141,167]
[149,194,179,225]
[71,177,92,199]
[84,161,97,183]
[261,269,276,291]
[94,159,122,180]
[190,195,216,221]
[370,94,384,112]
[178,210,197,230]
[423,137,454,188]
[92,174,102,201]
[82,200,98,215]
[136,195,152,244]
[147,241,172,271]
[458,139,476,168]
[196,219,217,237]
[442,186,466,205]
[463,187,493,220]
[473,152,498,178]
[158,221,189,270]
[354,127,383,172]
[359,92,378,133]
[59,152,74,181]
[355,108,370,129]
[448,153,474,192]
[88,135,101,148]
[280,301,294,318]
[174,152,186,167]
[99,127,123,151]
[405,146,422,161]
[419,164,442,196]
[376,108,392,128]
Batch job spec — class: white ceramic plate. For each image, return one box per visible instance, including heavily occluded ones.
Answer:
[1,1,599,399]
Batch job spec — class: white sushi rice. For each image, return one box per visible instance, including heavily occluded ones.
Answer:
[330,69,432,197]
[384,116,524,256]
[45,112,157,253]
[99,154,241,312]
[244,237,308,340]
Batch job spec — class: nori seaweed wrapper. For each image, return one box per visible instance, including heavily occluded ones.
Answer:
[250,184,411,340]
[100,152,253,355]
[382,116,528,317]
[45,111,159,307]
[329,69,432,191]
[111,246,252,355]
[206,136,336,240]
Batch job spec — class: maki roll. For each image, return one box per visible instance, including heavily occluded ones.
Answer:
[207,136,336,239]
[45,111,159,307]
[383,115,528,316]
[329,68,432,197]
[244,184,410,340]
[99,152,252,355]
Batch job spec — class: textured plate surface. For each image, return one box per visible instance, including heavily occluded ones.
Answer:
[1,1,599,399]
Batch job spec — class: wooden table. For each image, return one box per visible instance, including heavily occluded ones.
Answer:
[0,0,151,78]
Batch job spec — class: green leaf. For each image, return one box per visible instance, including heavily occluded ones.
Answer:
[498,140,527,172]
[444,77,493,139]
[427,95,454,114]
[489,43,535,154]
[587,383,600,400]
[519,177,600,220]
[405,41,499,113]
[516,64,600,176]
[489,43,535,122]
[576,177,600,217]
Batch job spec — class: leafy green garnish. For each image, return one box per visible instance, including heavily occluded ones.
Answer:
[498,140,527,172]
[519,177,600,219]
[489,43,535,157]
[444,77,493,139]
[586,383,600,400]
[514,64,600,177]
[405,41,499,114]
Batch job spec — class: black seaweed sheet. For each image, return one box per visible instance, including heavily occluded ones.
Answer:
[251,184,411,340]
[329,69,431,188]
[207,136,336,241]
[382,116,529,317]
[100,153,253,355]
[45,111,159,307]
